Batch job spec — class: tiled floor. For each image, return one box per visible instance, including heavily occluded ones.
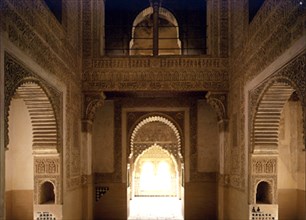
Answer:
[128,197,184,220]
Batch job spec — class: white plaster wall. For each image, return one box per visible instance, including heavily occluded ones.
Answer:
[197,100,219,172]
[278,100,305,190]
[5,98,34,191]
[92,100,114,173]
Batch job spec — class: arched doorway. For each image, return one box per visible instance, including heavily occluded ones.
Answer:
[250,80,305,219]
[4,64,62,219]
[128,115,184,219]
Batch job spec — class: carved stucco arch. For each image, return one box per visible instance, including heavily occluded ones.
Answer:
[251,76,304,153]
[4,55,62,153]
[130,115,183,161]
[249,53,306,153]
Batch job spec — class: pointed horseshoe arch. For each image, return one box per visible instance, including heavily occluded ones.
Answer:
[130,115,183,161]
[4,54,62,153]
[251,77,304,153]
[249,53,306,153]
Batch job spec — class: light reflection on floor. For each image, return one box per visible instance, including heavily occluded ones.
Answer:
[128,197,184,220]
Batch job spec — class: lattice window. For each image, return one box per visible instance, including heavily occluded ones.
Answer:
[95,186,109,201]
[36,212,56,220]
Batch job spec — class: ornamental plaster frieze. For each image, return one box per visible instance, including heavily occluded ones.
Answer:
[90,57,228,69]
[83,57,229,90]
[66,176,82,190]
[219,0,229,58]
[82,0,93,59]
[230,174,244,190]
[1,0,80,82]
[83,68,228,91]
[231,0,305,82]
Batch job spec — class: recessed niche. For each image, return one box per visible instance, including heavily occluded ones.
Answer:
[40,181,55,204]
[256,181,272,204]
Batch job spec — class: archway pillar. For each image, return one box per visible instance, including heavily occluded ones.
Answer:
[206,92,228,220]
[81,91,105,220]
[206,92,228,175]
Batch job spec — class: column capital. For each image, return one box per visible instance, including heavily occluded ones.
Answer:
[82,91,106,122]
[206,91,228,122]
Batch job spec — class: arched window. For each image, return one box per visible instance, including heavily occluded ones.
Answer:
[104,0,207,55]
[130,7,181,55]
[40,181,55,204]
[256,181,272,204]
